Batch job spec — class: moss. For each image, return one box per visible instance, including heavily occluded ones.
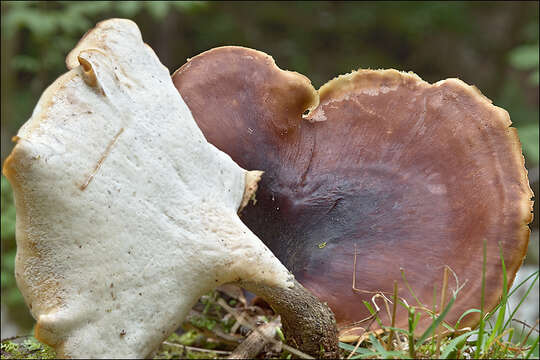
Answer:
[171,330,198,346]
[190,315,217,331]
[1,337,56,359]
[153,332,221,359]
[154,344,220,359]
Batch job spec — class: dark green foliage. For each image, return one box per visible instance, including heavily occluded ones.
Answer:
[1,177,15,240]
[1,176,27,317]
[1,2,538,164]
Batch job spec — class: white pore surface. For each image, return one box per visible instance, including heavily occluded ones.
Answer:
[6,19,292,358]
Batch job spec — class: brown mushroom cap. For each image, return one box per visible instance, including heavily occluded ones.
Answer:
[172,46,533,336]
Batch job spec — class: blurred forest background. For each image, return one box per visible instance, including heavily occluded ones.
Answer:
[1,1,539,338]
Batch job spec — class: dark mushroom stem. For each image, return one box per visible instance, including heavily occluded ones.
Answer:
[240,279,339,358]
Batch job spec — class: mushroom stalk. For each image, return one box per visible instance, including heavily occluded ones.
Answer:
[241,279,338,358]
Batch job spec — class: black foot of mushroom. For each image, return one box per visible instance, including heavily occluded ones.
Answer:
[172,46,534,339]
[2,20,337,358]
[242,279,338,358]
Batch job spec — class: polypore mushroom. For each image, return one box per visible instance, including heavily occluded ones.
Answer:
[172,46,534,338]
[2,20,337,358]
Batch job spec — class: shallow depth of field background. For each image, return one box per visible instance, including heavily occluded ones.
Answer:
[1,1,538,338]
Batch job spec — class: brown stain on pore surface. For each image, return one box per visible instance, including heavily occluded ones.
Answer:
[172,47,533,335]
[79,127,124,190]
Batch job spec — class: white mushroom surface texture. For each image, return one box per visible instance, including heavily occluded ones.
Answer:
[2,18,293,359]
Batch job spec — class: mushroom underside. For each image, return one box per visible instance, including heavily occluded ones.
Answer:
[172,46,534,336]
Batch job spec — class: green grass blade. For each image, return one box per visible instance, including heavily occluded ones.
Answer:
[339,343,371,353]
[339,342,377,358]
[416,294,456,347]
[455,308,481,329]
[368,333,386,355]
[442,321,456,332]
[474,239,487,358]
[482,266,529,326]
[350,351,396,360]
[382,326,413,335]
[486,243,508,347]
[362,300,383,327]
[501,327,514,357]
[525,335,539,359]
[408,307,416,358]
[367,334,404,359]
[362,300,375,316]
[503,271,539,330]
[338,342,357,351]
[400,268,425,308]
[439,330,478,359]
[412,311,421,331]
[508,270,539,298]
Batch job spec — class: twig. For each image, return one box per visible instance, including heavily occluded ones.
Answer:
[228,319,280,359]
[352,245,392,296]
[0,335,33,342]
[512,319,540,334]
[391,280,402,348]
[381,292,393,351]
[344,314,378,328]
[423,327,472,343]
[162,341,233,355]
[217,298,314,359]
[520,319,540,348]
[230,311,246,334]
[346,335,363,360]
[186,308,245,343]
[182,320,243,345]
